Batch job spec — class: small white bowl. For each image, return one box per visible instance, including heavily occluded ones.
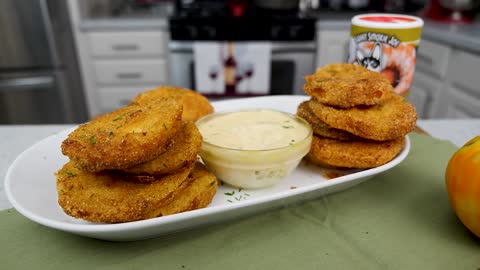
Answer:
[196,110,312,189]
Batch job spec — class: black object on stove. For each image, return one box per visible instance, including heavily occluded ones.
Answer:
[169,1,316,41]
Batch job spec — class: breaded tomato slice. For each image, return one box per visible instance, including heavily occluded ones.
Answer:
[61,98,182,172]
[132,86,213,122]
[304,63,393,108]
[56,162,193,223]
[123,121,202,176]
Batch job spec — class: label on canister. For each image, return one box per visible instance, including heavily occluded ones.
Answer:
[347,14,424,96]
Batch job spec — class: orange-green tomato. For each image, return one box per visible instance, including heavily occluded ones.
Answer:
[445,136,480,237]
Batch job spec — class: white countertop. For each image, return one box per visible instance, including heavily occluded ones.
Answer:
[1,120,479,211]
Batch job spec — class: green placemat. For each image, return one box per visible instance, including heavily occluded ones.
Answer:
[1,134,478,270]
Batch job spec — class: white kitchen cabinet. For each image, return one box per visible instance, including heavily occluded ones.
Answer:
[411,40,480,118]
[67,0,170,118]
[87,31,167,58]
[93,59,168,85]
[97,85,159,113]
[415,39,451,79]
[446,49,480,97]
[440,85,480,118]
[315,29,350,68]
[409,71,445,119]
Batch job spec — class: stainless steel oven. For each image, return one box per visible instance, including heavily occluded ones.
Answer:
[168,0,316,97]
[169,41,315,96]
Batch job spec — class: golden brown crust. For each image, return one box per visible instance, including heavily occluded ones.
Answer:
[296,101,359,140]
[123,121,202,176]
[131,86,214,122]
[61,98,183,172]
[152,162,217,217]
[308,95,417,141]
[306,135,405,169]
[304,63,394,108]
[56,162,194,223]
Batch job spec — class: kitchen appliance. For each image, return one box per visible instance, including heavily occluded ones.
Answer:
[0,0,87,124]
[422,0,479,23]
[168,0,316,97]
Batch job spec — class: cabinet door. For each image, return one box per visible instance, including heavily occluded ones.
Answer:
[409,71,444,119]
[416,39,451,79]
[97,85,160,113]
[93,59,168,85]
[87,31,168,57]
[441,85,480,118]
[315,30,350,68]
[446,49,480,97]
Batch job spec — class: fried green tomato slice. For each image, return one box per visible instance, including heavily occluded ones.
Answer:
[61,98,182,172]
[123,121,202,176]
[296,101,359,141]
[56,162,194,223]
[306,135,405,169]
[132,86,214,122]
[304,63,394,108]
[155,162,217,217]
[308,94,417,141]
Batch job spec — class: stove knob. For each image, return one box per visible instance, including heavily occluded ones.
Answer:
[271,25,282,40]
[290,25,302,39]
[187,26,198,39]
[203,26,216,39]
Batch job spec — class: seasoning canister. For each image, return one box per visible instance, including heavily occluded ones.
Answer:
[347,14,424,96]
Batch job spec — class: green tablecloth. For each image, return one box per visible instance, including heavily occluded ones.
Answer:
[1,134,478,269]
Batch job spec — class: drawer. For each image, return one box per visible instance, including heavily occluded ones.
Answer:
[93,59,167,85]
[87,31,167,57]
[447,50,480,96]
[442,85,480,118]
[97,85,159,112]
[415,39,451,78]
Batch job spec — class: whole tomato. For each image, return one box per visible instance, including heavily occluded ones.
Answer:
[445,136,480,237]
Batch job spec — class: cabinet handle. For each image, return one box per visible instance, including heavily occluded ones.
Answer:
[116,73,142,79]
[112,44,139,51]
[416,54,433,65]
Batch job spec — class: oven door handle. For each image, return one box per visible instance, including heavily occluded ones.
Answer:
[0,76,55,91]
[169,42,316,53]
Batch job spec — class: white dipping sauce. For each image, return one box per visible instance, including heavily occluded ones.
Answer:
[198,110,310,150]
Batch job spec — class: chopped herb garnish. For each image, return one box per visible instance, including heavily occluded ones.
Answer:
[224,191,235,196]
[282,125,294,129]
[227,200,233,203]
[90,193,95,199]
[89,135,96,145]
[68,185,74,191]
[113,111,130,122]
[244,193,250,197]
[163,123,168,130]
[63,170,76,177]
[290,186,297,189]
[109,131,114,137]
[238,188,243,192]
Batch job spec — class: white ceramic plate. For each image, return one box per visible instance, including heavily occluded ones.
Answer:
[5,95,410,241]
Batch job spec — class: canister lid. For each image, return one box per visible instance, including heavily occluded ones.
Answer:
[352,14,424,29]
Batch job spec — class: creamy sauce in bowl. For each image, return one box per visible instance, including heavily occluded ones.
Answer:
[198,110,311,150]
[196,109,313,189]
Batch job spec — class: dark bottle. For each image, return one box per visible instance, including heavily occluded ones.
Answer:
[224,41,237,95]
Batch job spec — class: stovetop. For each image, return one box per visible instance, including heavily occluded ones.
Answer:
[169,5,316,41]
